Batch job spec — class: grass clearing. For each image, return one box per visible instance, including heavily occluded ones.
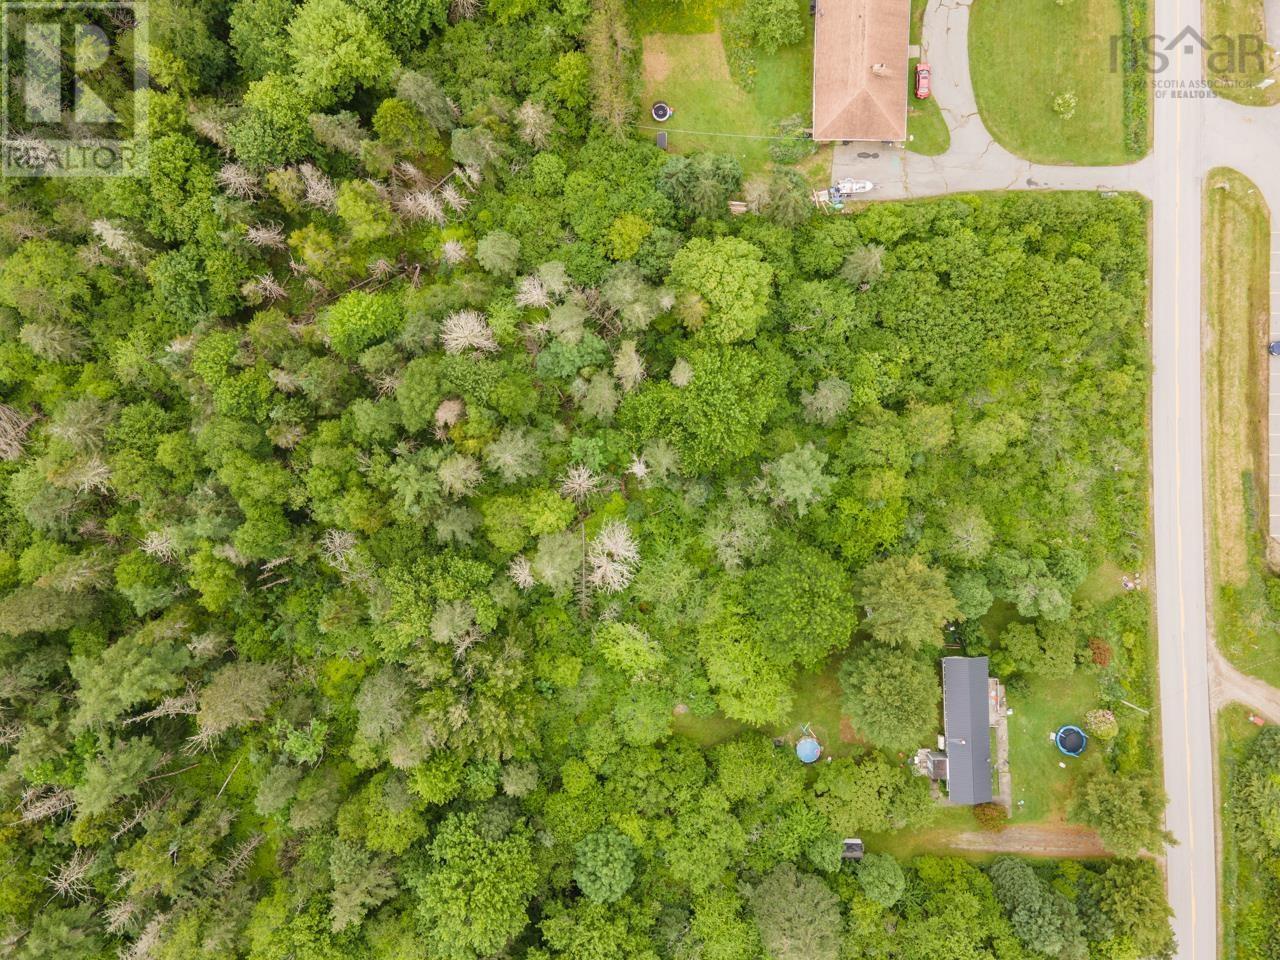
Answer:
[795,143,834,187]
[865,806,985,859]
[968,0,1134,164]
[907,58,950,155]
[1204,0,1280,105]
[637,3,813,175]
[1217,704,1267,960]
[1075,559,1128,605]
[673,656,864,757]
[1203,167,1280,687]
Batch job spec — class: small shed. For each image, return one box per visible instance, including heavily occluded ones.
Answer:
[913,748,948,780]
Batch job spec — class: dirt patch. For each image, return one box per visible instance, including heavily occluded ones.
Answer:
[944,823,1109,858]
[838,716,858,743]
[641,40,674,87]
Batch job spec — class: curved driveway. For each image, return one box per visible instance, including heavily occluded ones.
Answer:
[832,2,1280,958]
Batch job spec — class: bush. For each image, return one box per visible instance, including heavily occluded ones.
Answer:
[1085,708,1119,740]
[973,802,1009,832]
[1052,92,1078,120]
[1118,0,1150,155]
[768,115,817,165]
[738,0,805,53]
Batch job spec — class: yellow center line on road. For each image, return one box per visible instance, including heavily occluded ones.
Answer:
[1169,39,1200,952]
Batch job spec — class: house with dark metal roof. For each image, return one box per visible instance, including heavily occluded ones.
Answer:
[938,656,993,805]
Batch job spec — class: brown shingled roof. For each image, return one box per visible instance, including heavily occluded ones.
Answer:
[811,0,909,142]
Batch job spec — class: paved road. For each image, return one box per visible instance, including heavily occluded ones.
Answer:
[1149,1,1217,955]
[833,2,1280,957]
[1146,48,1280,960]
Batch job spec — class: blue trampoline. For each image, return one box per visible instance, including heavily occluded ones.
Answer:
[796,736,822,764]
[1056,725,1088,757]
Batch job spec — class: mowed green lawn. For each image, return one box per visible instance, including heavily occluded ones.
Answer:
[1006,673,1103,822]
[907,58,950,155]
[910,0,928,44]
[639,16,813,173]
[969,0,1131,164]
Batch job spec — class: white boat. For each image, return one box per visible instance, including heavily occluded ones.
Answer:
[834,178,875,195]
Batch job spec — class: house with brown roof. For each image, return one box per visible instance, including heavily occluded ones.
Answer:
[811,0,910,143]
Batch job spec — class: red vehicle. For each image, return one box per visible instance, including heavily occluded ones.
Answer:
[914,62,932,100]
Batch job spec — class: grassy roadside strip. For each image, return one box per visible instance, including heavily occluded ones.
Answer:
[1117,0,1151,154]
[1203,0,1280,105]
[1203,168,1280,687]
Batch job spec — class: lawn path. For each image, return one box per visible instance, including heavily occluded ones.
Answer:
[943,824,1109,858]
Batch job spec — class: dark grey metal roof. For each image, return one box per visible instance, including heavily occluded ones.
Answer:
[940,656,992,805]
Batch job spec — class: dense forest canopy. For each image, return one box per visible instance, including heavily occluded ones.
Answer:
[1224,726,1280,960]
[0,1,1173,959]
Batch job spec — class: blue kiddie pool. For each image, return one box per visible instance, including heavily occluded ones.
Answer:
[796,736,822,764]
[1056,725,1088,757]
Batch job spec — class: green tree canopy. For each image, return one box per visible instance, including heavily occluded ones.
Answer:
[748,863,841,960]
[854,555,961,651]
[574,827,637,904]
[670,237,774,344]
[839,647,940,750]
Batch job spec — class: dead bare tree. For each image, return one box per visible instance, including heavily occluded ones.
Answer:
[46,848,96,900]
[0,404,38,461]
[17,786,75,823]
